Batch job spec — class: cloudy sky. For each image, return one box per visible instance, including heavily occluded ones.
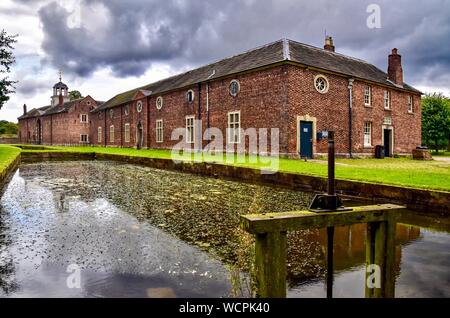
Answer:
[1,0,449,122]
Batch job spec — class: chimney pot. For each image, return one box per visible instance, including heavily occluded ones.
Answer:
[324,36,335,52]
[388,48,404,86]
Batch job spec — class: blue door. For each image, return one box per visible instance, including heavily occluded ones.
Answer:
[300,121,313,158]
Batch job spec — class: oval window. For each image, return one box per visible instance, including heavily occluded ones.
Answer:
[187,90,195,103]
[125,105,130,116]
[136,101,143,113]
[314,75,329,94]
[229,80,240,97]
[156,96,163,110]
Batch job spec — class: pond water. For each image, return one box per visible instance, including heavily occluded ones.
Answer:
[0,161,449,298]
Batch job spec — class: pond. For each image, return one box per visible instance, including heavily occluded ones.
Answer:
[0,161,449,298]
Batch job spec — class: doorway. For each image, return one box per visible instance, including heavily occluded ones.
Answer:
[37,119,42,145]
[383,129,392,157]
[136,122,143,149]
[300,121,313,158]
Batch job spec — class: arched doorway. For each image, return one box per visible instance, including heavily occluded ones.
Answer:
[136,122,143,149]
[36,119,42,145]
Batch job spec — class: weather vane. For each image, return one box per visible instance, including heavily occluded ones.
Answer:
[59,70,63,82]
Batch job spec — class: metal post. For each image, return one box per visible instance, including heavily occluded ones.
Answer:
[328,131,335,197]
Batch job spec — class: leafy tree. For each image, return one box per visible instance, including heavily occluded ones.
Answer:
[0,30,18,110]
[69,90,83,101]
[422,93,450,152]
[0,120,18,135]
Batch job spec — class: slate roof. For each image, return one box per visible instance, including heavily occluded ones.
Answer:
[18,98,104,119]
[94,39,421,112]
[18,105,51,120]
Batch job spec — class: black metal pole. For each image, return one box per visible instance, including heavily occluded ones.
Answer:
[327,132,335,298]
[326,226,334,299]
[328,131,335,196]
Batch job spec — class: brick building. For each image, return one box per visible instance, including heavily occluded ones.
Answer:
[19,37,422,157]
[18,79,102,145]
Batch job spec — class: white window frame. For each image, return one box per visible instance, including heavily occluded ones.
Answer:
[156,97,163,110]
[187,90,195,103]
[80,134,89,143]
[384,90,391,109]
[80,114,88,123]
[228,111,241,144]
[124,123,131,143]
[156,119,163,143]
[98,127,102,143]
[408,95,414,113]
[314,75,329,94]
[186,116,195,144]
[110,125,115,143]
[364,122,372,147]
[229,80,241,97]
[364,86,372,106]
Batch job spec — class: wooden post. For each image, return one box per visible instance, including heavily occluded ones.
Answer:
[255,231,287,298]
[365,220,396,298]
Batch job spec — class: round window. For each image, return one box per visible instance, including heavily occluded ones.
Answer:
[136,101,143,113]
[314,75,329,94]
[109,109,114,118]
[229,80,240,97]
[187,90,195,103]
[156,96,163,110]
[125,105,130,116]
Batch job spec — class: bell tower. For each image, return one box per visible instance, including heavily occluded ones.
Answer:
[51,71,70,106]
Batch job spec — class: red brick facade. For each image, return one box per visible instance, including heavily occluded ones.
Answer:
[19,40,422,158]
[19,96,99,145]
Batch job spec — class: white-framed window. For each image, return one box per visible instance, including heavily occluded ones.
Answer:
[124,123,130,143]
[156,120,163,143]
[156,96,163,110]
[364,86,372,106]
[80,134,89,143]
[408,95,414,113]
[187,90,195,103]
[228,111,241,144]
[136,101,143,113]
[364,122,372,147]
[186,116,195,144]
[80,114,88,123]
[98,127,102,143]
[384,90,391,109]
[110,125,115,143]
[314,75,329,94]
[229,80,240,97]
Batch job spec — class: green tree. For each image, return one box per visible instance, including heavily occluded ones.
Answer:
[0,120,18,136]
[69,90,83,101]
[422,93,450,153]
[0,30,18,110]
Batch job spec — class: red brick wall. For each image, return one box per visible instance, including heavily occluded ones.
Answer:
[287,64,422,156]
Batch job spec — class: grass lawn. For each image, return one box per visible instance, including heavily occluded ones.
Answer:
[0,145,21,175]
[4,144,450,192]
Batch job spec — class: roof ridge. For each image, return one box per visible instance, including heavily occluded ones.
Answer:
[287,38,370,64]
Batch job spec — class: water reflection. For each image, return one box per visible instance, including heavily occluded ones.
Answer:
[0,161,449,298]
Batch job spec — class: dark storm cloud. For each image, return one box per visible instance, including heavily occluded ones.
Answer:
[35,0,450,89]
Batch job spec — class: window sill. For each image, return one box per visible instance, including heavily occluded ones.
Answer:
[407,111,415,115]
[364,104,372,108]
[384,108,392,111]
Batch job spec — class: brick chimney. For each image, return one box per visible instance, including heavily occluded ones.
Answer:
[324,36,335,52]
[388,48,403,86]
[23,104,27,115]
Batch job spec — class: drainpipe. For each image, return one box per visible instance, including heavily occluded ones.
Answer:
[104,109,107,147]
[205,70,216,141]
[348,79,354,158]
